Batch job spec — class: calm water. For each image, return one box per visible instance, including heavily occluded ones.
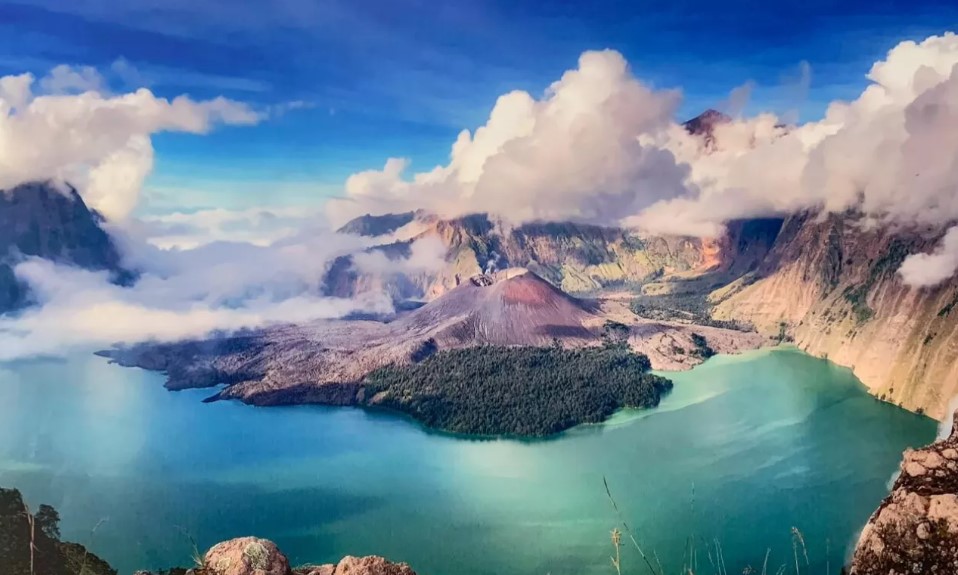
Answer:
[0,347,936,575]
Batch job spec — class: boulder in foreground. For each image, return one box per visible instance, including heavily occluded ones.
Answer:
[194,537,416,575]
[204,537,289,575]
[299,555,417,575]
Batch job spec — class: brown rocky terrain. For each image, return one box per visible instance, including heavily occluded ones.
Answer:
[134,536,416,575]
[850,412,958,573]
[711,212,958,419]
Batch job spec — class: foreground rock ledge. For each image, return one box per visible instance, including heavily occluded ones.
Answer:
[850,412,958,574]
[137,536,417,575]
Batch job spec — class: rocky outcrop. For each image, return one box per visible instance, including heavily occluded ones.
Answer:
[850,413,958,573]
[132,539,415,575]
[204,537,290,575]
[0,181,131,314]
[150,537,418,575]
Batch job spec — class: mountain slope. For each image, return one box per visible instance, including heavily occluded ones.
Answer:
[329,212,713,301]
[711,212,958,418]
[400,268,597,346]
[102,269,763,406]
[0,181,129,314]
[336,211,416,237]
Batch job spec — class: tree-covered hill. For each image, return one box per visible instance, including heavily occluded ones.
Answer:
[363,344,673,436]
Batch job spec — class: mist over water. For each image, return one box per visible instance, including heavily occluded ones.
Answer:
[0,348,935,575]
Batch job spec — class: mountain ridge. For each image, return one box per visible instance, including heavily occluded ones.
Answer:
[333,205,958,419]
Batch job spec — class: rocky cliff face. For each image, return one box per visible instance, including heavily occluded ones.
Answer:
[0,181,129,314]
[329,212,712,301]
[850,412,958,573]
[711,212,958,419]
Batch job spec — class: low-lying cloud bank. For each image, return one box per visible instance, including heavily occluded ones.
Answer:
[0,228,447,360]
[329,32,958,286]
[0,63,446,360]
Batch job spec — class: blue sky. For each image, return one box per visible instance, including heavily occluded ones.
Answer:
[1,0,956,213]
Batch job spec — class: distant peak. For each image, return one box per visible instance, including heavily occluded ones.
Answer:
[683,109,732,135]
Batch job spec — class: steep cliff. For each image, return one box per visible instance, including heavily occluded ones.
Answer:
[329,212,710,300]
[712,213,958,418]
[0,181,130,314]
[850,412,958,573]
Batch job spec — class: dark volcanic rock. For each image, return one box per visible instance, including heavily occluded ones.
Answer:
[850,412,958,573]
[0,181,130,314]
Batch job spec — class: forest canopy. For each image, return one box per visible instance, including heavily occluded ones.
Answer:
[362,344,672,437]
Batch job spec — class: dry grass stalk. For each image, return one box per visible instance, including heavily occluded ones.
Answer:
[603,476,660,575]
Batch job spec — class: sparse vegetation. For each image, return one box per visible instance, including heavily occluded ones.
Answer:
[843,239,914,326]
[630,293,754,332]
[363,344,672,436]
[603,477,846,575]
[843,284,875,324]
[938,290,958,317]
[603,320,631,343]
[690,333,715,359]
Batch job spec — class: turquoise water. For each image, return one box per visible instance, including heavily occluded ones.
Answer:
[0,347,936,574]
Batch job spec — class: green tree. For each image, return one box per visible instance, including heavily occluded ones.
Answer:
[35,504,60,541]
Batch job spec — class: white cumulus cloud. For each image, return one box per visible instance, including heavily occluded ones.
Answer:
[330,32,958,288]
[899,226,958,287]
[0,64,263,220]
[326,50,690,227]
[638,33,958,243]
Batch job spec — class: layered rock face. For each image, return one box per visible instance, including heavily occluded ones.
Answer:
[329,212,712,300]
[850,413,958,573]
[712,212,958,418]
